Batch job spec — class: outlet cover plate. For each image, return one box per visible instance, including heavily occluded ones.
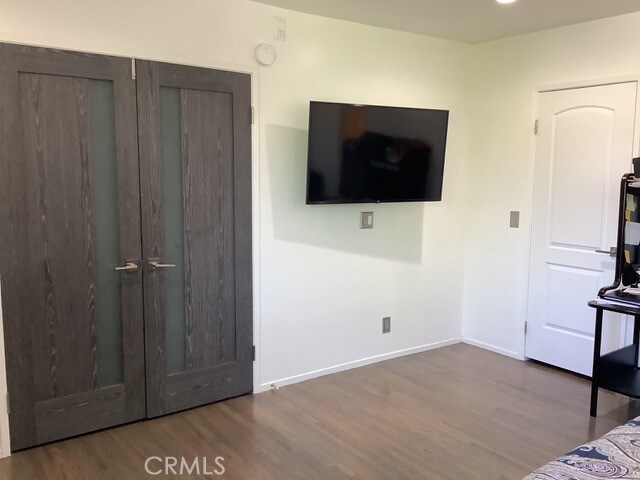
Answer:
[510,211,520,228]
[382,316,391,334]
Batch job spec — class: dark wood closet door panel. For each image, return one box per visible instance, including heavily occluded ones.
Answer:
[137,60,252,417]
[181,89,236,370]
[112,56,146,424]
[0,42,36,450]
[34,385,125,444]
[165,363,240,412]
[230,76,253,397]
[0,43,145,450]
[136,60,167,417]
[13,48,114,80]
[156,62,238,94]
[20,73,98,399]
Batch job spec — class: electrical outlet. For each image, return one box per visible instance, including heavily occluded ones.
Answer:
[382,316,391,334]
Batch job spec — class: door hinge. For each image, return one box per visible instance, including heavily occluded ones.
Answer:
[524,321,528,335]
[131,58,136,80]
[251,106,255,125]
[252,345,256,361]
[534,119,539,135]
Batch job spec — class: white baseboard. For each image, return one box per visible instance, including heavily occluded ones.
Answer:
[462,338,523,360]
[256,337,463,393]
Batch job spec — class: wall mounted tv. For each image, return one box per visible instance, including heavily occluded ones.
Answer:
[306,101,449,205]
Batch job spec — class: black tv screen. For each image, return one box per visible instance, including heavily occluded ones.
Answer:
[306,101,449,204]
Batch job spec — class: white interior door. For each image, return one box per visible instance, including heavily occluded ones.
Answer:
[526,82,638,376]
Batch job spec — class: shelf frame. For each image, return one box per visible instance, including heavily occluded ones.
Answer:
[589,299,640,416]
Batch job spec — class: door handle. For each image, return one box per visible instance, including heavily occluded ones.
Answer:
[595,247,618,257]
[148,258,176,269]
[115,261,141,272]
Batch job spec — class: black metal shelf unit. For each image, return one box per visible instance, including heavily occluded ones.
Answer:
[590,167,640,416]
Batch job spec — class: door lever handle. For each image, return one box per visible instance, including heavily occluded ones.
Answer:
[115,261,140,272]
[148,258,176,269]
[595,247,618,257]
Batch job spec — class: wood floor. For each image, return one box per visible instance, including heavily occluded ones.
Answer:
[1,343,638,479]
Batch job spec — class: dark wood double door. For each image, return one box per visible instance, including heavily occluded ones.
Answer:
[0,43,252,450]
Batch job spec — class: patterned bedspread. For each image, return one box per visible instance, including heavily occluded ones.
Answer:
[524,417,640,479]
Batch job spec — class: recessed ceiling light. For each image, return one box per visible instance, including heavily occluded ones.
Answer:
[496,0,517,3]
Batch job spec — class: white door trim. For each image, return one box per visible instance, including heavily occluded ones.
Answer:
[523,76,640,362]
[0,285,10,459]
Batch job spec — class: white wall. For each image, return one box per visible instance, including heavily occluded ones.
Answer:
[0,0,469,394]
[462,12,640,358]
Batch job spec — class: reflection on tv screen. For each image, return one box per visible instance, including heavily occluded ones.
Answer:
[306,102,449,204]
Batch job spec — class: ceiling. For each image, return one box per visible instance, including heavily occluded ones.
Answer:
[250,0,640,44]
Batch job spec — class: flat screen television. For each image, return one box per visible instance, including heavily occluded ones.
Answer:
[306,101,449,204]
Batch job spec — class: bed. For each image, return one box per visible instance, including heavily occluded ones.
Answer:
[524,417,640,479]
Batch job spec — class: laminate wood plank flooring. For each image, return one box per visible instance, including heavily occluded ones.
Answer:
[1,343,637,479]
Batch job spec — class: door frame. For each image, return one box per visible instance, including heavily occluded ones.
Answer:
[0,40,262,455]
[523,75,640,361]
[0,288,9,459]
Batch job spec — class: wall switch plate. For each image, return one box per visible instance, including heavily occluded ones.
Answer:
[360,211,374,229]
[382,316,391,334]
[274,17,287,41]
[510,211,520,228]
